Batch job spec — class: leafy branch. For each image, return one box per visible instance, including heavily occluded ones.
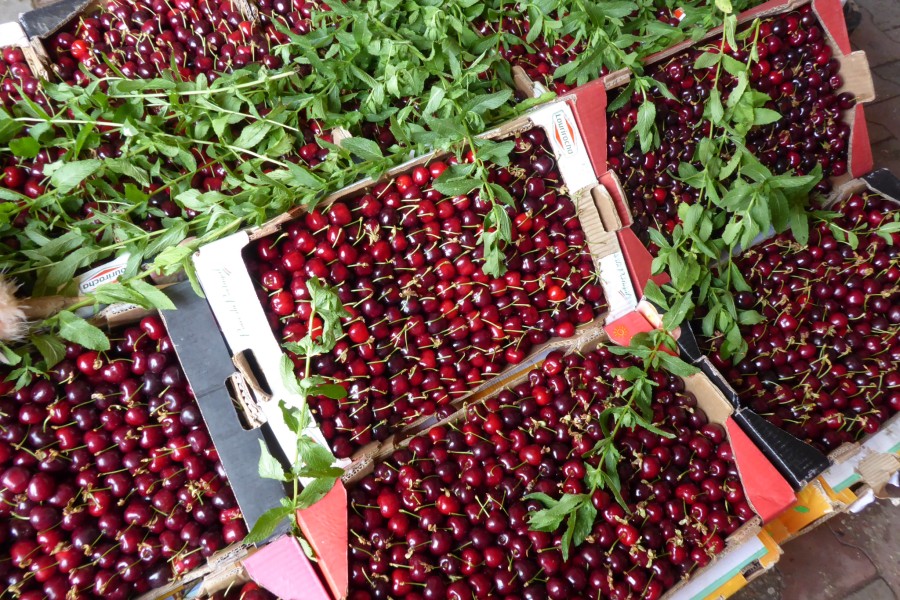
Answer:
[245,278,349,546]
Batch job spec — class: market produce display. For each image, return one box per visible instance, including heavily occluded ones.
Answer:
[0,0,895,597]
[245,129,607,457]
[701,190,900,452]
[0,317,245,598]
[608,6,855,247]
[348,350,751,600]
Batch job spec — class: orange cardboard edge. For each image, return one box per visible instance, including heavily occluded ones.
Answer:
[296,482,348,600]
[616,228,670,297]
[242,536,331,600]
[726,419,796,522]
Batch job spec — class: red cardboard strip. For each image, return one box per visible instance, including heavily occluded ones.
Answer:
[725,419,796,522]
[616,228,670,298]
[296,482,348,600]
[243,535,330,600]
[562,77,609,173]
[813,0,851,54]
[850,104,873,178]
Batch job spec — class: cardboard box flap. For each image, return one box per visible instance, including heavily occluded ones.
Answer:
[863,168,900,201]
[856,453,900,499]
[733,409,831,490]
[296,482,349,600]
[19,0,91,39]
[616,227,670,297]
[725,418,796,522]
[160,281,289,536]
[243,536,331,600]
[597,170,632,227]
[560,77,610,174]
[836,51,874,103]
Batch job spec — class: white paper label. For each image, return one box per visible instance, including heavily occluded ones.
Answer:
[599,251,638,321]
[77,253,130,295]
[528,102,598,192]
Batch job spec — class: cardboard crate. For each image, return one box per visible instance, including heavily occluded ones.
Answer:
[513,0,875,316]
[288,324,795,600]
[190,93,616,472]
[0,284,290,600]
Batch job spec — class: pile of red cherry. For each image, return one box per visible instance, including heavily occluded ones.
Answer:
[244,127,607,458]
[0,316,245,599]
[607,6,856,246]
[48,0,282,84]
[702,191,900,453]
[0,47,44,110]
[475,16,587,95]
[348,348,752,600]
[0,48,54,218]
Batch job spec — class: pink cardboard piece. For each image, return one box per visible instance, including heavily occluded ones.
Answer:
[725,419,796,523]
[296,481,348,599]
[242,535,331,600]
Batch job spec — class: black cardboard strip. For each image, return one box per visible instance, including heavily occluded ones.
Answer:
[863,168,900,202]
[19,0,90,40]
[675,319,705,365]
[161,281,288,540]
[733,409,831,490]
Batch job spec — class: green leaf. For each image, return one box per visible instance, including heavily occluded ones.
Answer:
[463,89,513,115]
[8,136,40,159]
[312,383,346,399]
[643,280,668,309]
[296,476,339,508]
[636,100,657,153]
[56,311,110,351]
[738,310,765,325]
[128,280,176,310]
[257,439,287,481]
[753,108,782,126]
[244,505,293,545]
[662,293,693,331]
[234,121,273,150]
[694,52,721,70]
[432,171,480,196]
[657,352,700,378]
[47,159,102,194]
[708,89,724,124]
[30,334,66,368]
[341,137,385,161]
